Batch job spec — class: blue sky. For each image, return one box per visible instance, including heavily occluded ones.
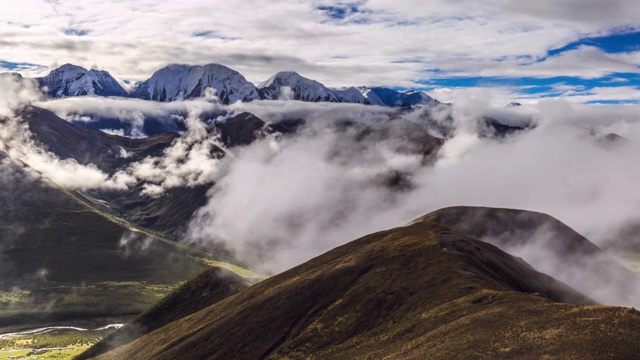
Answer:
[421,30,640,104]
[1,0,639,105]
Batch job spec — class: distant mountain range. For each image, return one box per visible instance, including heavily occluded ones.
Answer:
[33,63,439,107]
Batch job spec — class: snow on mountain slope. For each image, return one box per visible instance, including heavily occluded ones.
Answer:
[131,64,260,104]
[369,87,438,107]
[37,64,128,98]
[332,86,369,104]
[33,63,441,107]
[258,71,340,102]
[357,87,387,106]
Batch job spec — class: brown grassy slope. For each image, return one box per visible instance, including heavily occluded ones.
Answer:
[423,206,640,307]
[19,106,273,237]
[77,267,249,360]
[420,206,603,255]
[89,211,640,360]
[20,106,180,174]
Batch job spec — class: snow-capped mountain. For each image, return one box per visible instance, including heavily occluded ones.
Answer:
[368,87,438,107]
[31,63,441,108]
[258,71,340,102]
[37,64,128,98]
[131,64,260,104]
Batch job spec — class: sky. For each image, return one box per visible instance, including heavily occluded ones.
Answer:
[1,0,640,104]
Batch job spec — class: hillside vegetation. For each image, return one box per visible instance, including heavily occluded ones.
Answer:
[87,207,640,359]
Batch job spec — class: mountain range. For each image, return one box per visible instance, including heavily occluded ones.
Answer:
[33,63,438,107]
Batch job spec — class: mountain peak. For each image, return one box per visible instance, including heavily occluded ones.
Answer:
[258,71,339,102]
[332,86,369,104]
[131,63,260,104]
[54,63,86,72]
[258,71,312,88]
[37,63,128,98]
[269,71,305,80]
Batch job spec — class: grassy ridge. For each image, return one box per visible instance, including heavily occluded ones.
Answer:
[90,208,640,360]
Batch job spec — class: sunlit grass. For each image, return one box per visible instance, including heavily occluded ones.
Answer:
[0,327,117,359]
[0,290,30,304]
[612,252,640,273]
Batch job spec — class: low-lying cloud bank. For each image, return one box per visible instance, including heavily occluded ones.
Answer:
[129,109,225,196]
[184,94,640,308]
[4,79,640,307]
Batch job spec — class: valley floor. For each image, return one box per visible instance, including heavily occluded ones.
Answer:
[0,326,118,360]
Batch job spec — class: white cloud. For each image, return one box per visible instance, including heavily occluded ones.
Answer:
[127,110,225,196]
[0,75,136,190]
[186,98,640,308]
[0,0,638,87]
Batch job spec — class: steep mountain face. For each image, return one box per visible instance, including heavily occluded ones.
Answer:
[215,112,271,147]
[358,86,387,106]
[36,64,128,98]
[258,71,340,102]
[20,106,180,173]
[333,86,369,104]
[0,106,273,331]
[16,106,204,235]
[89,113,273,235]
[78,267,249,360]
[86,207,640,360]
[355,116,444,160]
[370,87,438,107]
[130,64,260,104]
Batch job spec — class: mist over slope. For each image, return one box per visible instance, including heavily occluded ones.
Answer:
[184,94,640,283]
[0,151,211,330]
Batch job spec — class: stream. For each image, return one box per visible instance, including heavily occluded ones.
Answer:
[0,324,124,340]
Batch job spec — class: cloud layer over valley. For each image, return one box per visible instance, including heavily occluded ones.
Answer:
[3,77,640,308]
[182,94,640,308]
